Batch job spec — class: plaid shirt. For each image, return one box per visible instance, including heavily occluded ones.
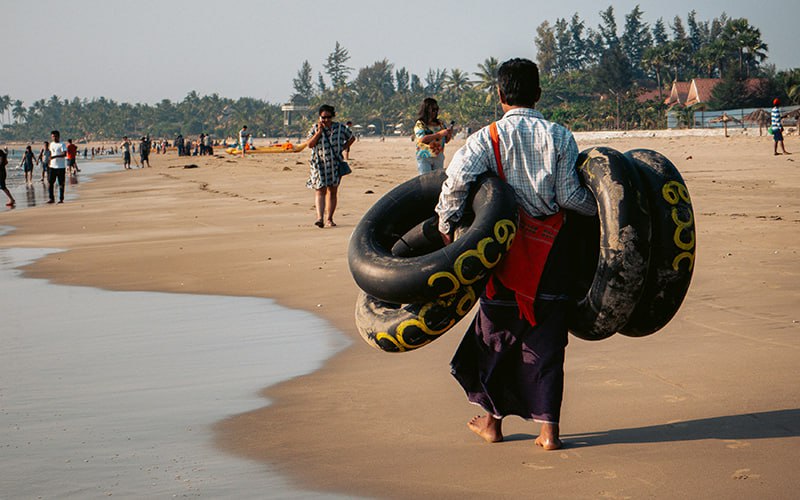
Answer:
[436,108,596,233]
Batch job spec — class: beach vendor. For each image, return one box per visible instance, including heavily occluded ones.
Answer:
[306,104,355,228]
[435,58,597,450]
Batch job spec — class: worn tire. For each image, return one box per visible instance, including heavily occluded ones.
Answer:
[569,147,651,341]
[619,149,695,336]
[355,282,485,352]
[348,171,518,305]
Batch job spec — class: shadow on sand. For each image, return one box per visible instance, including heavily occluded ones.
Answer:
[562,409,800,448]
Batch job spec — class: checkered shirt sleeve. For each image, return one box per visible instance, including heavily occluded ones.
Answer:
[435,108,596,233]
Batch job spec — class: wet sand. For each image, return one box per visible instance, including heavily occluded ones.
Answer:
[1,133,799,498]
[0,246,349,498]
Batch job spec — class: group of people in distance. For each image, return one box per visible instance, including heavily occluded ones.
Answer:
[0,130,79,207]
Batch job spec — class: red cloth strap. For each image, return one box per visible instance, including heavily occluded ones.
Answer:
[485,121,564,326]
[489,122,504,180]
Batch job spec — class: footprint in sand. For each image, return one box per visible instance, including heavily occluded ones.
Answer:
[521,462,554,470]
[732,468,760,480]
[584,364,606,371]
[724,440,751,449]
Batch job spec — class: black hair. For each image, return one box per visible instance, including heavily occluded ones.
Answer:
[497,58,541,107]
[416,97,441,126]
[51,130,60,137]
[318,104,335,116]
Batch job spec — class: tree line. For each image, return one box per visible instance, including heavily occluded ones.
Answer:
[2,6,799,142]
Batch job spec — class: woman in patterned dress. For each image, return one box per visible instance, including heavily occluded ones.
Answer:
[306,104,355,228]
[413,97,453,174]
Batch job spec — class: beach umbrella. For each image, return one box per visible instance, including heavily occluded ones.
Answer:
[742,109,770,136]
[782,109,800,134]
[709,112,742,137]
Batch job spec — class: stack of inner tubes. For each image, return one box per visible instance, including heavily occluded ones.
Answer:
[348,171,518,352]
[348,148,695,352]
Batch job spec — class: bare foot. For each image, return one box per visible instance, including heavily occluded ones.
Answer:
[467,414,503,443]
[325,219,337,227]
[535,423,562,450]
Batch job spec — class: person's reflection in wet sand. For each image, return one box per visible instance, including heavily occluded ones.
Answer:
[25,185,36,207]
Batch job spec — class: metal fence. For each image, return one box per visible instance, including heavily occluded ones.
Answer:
[667,105,800,129]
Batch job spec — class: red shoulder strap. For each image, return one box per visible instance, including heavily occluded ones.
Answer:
[488,122,505,181]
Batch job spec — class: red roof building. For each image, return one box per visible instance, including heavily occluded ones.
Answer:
[686,78,722,107]
[668,78,771,108]
[665,82,691,107]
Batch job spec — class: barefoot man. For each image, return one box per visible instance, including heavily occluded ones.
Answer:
[436,58,597,450]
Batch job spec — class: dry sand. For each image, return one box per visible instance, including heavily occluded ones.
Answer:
[1,132,799,498]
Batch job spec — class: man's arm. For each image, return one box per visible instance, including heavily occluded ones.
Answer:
[435,130,493,240]
[554,134,597,216]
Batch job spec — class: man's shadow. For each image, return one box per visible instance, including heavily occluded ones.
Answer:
[504,409,800,447]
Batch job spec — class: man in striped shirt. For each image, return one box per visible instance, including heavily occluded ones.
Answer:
[436,58,596,451]
[771,98,790,155]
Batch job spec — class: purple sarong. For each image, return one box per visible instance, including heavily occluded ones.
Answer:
[450,281,569,424]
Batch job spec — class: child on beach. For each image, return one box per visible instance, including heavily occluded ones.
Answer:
[20,145,37,186]
[66,139,80,174]
[0,149,16,207]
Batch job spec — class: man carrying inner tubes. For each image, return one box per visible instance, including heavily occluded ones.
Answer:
[436,58,597,450]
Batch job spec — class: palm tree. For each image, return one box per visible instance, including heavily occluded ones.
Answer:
[724,19,765,77]
[444,68,472,99]
[12,100,25,124]
[666,39,691,82]
[0,95,10,125]
[642,46,668,102]
[474,57,500,119]
[743,36,768,78]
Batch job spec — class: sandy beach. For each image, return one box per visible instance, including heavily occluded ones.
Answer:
[1,132,799,498]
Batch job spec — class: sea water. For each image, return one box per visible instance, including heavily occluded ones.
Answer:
[0,161,355,498]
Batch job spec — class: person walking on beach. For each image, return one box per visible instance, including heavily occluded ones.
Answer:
[139,135,151,167]
[120,136,132,169]
[66,139,80,174]
[47,130,67,203]
[343,121,354,160]
[771,98,791,155]
[175,134,184,156]
[20,145,37,186]
[306,104,355,228]
[436,58,597,451]
[414,97,453,175]
[37,141,50,182]
[203,133,212,155]
[0,149,16,207]
[238,125,249,158]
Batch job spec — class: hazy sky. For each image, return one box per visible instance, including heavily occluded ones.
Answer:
[4,0,798,107]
